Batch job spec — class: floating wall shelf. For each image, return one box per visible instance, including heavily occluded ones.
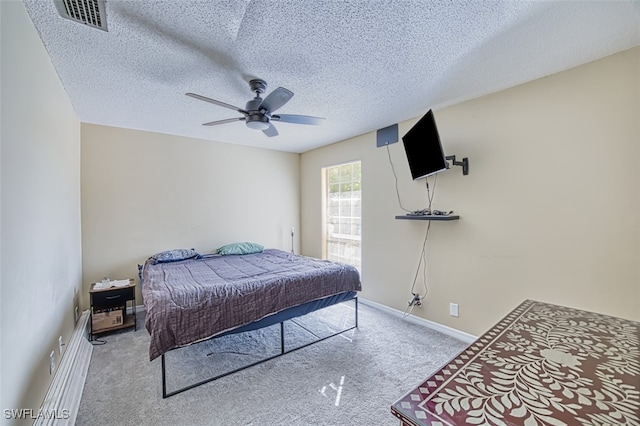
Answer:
[395,214,460,221]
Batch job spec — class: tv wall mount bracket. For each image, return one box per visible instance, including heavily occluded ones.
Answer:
[446,155,469,175]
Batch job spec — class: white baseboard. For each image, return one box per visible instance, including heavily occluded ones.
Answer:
[126,304,145,315]
[359,297,476,344]
[35,310,93,425]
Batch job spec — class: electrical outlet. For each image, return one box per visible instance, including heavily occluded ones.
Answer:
[408,293,422,307]
[49,351,55,374]
[58,336,64,355]
[450,303,459,317]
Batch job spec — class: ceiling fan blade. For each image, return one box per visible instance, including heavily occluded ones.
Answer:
[262,123,279,137]
[186,93,248,115]
[272,114,326,125]
[260,87,293,113]
[202,117,246,126]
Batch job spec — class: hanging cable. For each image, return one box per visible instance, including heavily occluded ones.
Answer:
[409,220,432,296]
[385,144,411,212]
[425,174,437,212]
[385,144,438,312]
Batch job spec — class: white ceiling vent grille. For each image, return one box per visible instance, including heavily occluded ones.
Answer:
[54,0,108,31]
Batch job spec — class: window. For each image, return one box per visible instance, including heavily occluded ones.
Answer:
[322,161,361,270]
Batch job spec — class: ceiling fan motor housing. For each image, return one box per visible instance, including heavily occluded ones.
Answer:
[245,98,264,112]
[245,94,270,130]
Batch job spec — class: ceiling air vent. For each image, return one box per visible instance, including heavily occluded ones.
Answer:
[54,0,108,32]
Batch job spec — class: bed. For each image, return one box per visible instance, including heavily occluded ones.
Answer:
[139,247,362,397]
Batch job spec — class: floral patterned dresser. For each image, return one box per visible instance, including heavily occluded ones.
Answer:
[391,299,639,426]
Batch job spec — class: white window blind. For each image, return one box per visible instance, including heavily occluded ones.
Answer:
[322,161,361,270]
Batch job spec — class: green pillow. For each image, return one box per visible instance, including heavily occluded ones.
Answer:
[217,242,264,256]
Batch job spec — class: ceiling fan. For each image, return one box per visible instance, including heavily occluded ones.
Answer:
[186,79,325,137]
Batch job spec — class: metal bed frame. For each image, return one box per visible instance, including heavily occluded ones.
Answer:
[160,296,359,398]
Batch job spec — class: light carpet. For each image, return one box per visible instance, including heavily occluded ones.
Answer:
[76,301,468,426]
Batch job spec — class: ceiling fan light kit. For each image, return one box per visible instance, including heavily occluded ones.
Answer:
[186,79,325,137]
[245,117,270,130]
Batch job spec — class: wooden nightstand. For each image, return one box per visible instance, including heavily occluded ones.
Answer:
[89,279,137,339]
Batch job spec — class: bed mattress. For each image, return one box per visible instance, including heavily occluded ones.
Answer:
[141,249,361,360]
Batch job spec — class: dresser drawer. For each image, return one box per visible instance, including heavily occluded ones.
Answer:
[91,286,134,309]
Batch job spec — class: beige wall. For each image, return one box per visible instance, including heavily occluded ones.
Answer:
[3,0,638,416]
[301,47,640,336]
[1,1,83,421]
[80,124,300,308]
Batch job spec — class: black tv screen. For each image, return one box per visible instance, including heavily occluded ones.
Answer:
[402,110,448,180]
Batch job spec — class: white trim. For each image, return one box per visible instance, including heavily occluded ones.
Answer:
[359,297,477,344]
[35,310,93,425]
[125,304,146,315]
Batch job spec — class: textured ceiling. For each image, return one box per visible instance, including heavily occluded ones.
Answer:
[23,0,640,153]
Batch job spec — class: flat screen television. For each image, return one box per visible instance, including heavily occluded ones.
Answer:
[402,109,448,180]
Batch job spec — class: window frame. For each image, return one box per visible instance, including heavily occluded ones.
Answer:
[321,160,362,270]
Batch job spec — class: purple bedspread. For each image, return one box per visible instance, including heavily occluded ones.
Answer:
[141,249,361,360]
